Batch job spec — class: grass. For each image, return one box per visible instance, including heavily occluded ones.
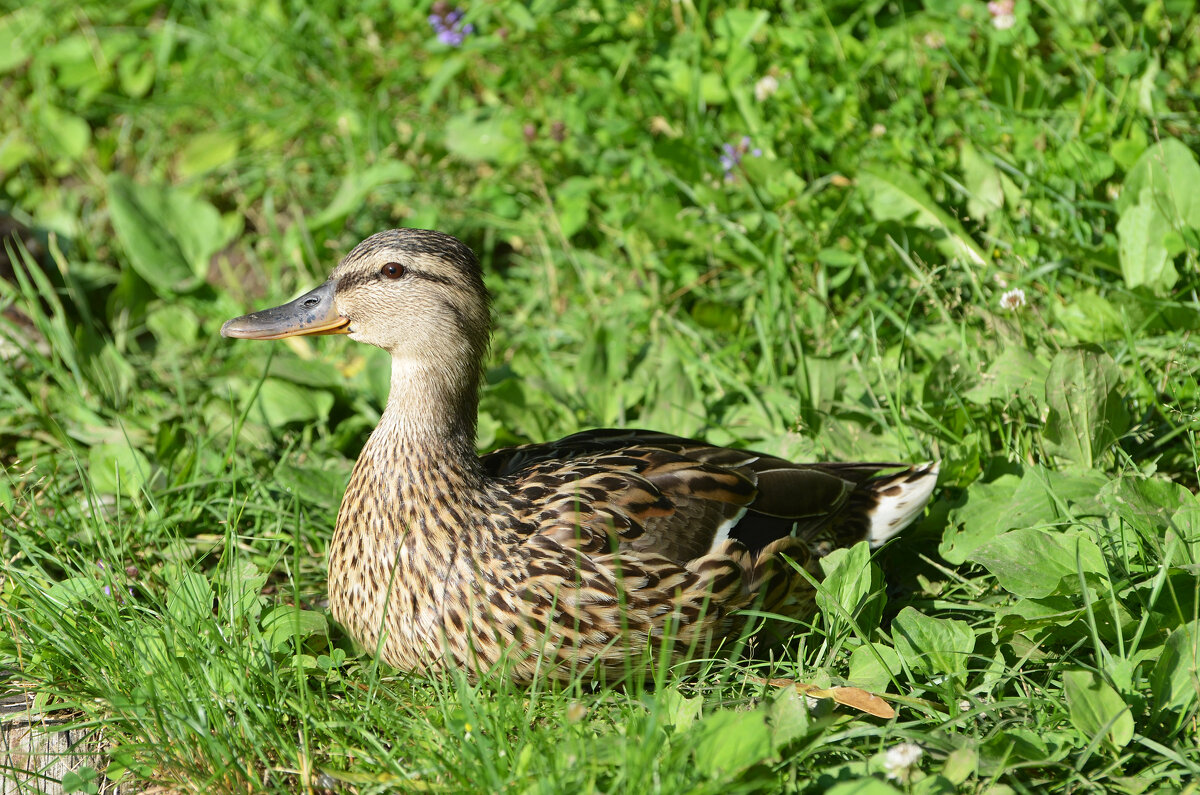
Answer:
[1,0,1199,792]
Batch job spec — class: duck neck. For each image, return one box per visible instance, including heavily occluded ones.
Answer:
[367,355,486,489]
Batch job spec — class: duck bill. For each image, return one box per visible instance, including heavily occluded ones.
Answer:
[220,280,350,340]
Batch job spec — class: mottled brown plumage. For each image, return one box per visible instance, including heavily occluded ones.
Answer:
[222,229,938,683]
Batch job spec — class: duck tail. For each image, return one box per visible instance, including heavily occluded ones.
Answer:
[860,462,940,547]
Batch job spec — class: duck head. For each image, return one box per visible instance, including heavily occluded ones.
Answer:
[221,228,493,442]
[223,227,490,364]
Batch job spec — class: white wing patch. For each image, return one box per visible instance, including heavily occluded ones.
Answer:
[867,462,940,547]
[709,506,749,553]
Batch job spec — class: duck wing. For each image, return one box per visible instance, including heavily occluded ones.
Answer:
[481,429,936,565]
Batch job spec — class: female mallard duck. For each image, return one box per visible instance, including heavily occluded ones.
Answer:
[222,228,937,683]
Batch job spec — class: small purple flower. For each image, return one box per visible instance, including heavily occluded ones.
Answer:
[719,136,762,182]
[429,2,474,47]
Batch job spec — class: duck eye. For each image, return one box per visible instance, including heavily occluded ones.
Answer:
[381,262,404,279]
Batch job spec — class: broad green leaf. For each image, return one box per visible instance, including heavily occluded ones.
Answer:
[266,356,347,390]
[941,748,977,786]
[1101,476,1191,544]
[107,174,232,294]
[1054,291,1128,343]
[443,110,525,165]
[35,104,91,161]
[858,166,987,266]
[275,463,348,510]
[1136,54,1161,115]
[652,139,704,183]
[661,686,703,730]
[817,542,883,630]
[177,131,240,178]
[40,35,108,94]
[88,442,152,498]
[552,176,596,240]
[941,469,1107,565]
[714,8,770,47]
[254,378,335,427]
[848,643,902,692]
[962,347,1049,405]
[145,303,201,346]
[689,707,774,777]
[961,142,1003,222]
[317,648,347,672]
[309,161,415,228]
[716,43,762,106]
[995,594,1083,640]
[1149,620,1200,731]
[0,130,35,171]
[261,606,329,651]
[1168,496,1200,568]
[767,687,811,749]
[1042,347,1129,468]
[891,607,975,678]
[1117,191,1178,291]
[0,8,40,73]
[971,527,1106,598]
[1058,140,1115,184]
[219,560,268,625]
[699,70,730,104]
[648,52,731,103]
[1110,125,1148,170]
[476,410,500,450]
[117,53,155,98]
[1117,138,1200,228]
[1063,670,1134,750]
[977,729,1058,775]
[60,767,98,795]
[46,577,106,609]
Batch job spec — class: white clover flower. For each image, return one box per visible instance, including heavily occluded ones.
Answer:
[999,287,1026,311]
[987,0,1017,29]
[754,75,779,102]
[884,742,924,782]
[566,701,588,722]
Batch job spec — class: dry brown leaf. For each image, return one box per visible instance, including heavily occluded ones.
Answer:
[811,686,896,719]
[747,676,897,719]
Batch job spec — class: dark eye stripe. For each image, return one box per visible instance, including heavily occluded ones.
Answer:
[409,269,457,287]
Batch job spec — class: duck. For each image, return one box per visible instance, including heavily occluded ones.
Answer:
[221,228,938,683]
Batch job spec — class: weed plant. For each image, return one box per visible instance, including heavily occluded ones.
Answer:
[1,2,1198,793]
